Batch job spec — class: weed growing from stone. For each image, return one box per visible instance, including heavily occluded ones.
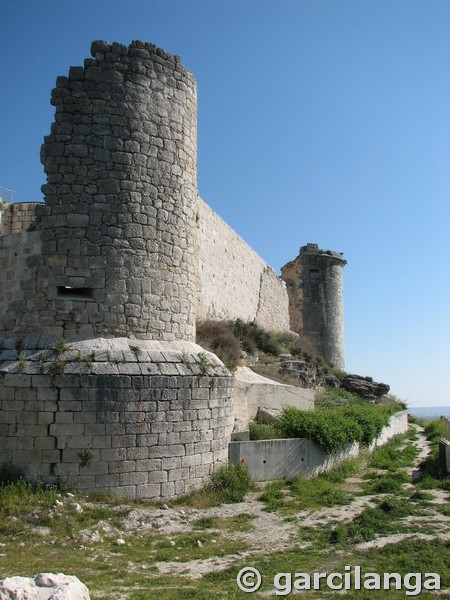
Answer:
[197,351,214,376]
[77,449,94,467]
[52,340,68,354]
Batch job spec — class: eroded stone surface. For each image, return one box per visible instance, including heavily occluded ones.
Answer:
[0,573,90,599]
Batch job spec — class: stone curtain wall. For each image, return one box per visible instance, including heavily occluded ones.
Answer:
[196,197,290,332]
[0,339,234,499]
[33,40,198,342]
[0,231,42,333]
[0,203,40,236]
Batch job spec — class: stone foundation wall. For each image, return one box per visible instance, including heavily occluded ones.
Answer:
[0,339,234,499]
[196,196,290,331]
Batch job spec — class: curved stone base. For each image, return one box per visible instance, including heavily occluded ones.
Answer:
[0,338,234,499]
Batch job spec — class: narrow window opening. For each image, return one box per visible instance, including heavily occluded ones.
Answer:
[57,286,95,301]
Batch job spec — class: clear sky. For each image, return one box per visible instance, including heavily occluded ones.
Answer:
[1,0,449,408]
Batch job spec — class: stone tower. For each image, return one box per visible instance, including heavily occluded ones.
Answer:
[0,41,235,502]
[33,40,198,342]
[281,243,346,370]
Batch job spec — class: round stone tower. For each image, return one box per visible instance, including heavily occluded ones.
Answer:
[281,243,346,370]
[37,40,198,341]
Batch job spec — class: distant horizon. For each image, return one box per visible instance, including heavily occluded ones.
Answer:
[407,405,450,417]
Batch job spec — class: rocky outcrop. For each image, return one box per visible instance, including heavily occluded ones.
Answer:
[341,374,390,402]
[0,573,90,599]
[252,356,390,403]
[279,358,341,389]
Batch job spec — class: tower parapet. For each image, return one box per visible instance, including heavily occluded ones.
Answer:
[281,243,346,370]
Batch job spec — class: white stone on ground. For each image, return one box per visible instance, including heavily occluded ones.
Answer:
[0,573,90,599]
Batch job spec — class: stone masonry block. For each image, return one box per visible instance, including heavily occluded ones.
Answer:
[168,467,190,482]
[119,472,148,486]
[136,483,161,499]
[4,374,31,387]
[56,435,92,450]
[148,444,185,458]
[95,473,120,487]
[111,486,137,500]
[147,470,168,483]
[49,423,84,436]
[161,457,182,470]
[108,460,136,474]
[34,437,56,450]
[160,482,175,498]
[135,458,162,472]
[100,448,127,461]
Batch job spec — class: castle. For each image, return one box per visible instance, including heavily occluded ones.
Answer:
[0,41,345,499]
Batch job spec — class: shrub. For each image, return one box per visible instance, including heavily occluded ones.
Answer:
[341,403,390,447]
[425,418,450,443]
[196,320,241,371]
[316,386,365,409]
[275,403,397,453]
[275,407,362,453]
[249,421,281,440]
[210,462,253,503]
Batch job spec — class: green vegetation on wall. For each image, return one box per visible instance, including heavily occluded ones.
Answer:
[196,318,329,371]
[274,401,400,453]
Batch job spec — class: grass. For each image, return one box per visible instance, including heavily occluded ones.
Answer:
[363,470,410,495]
[414,418,450,490]
[327,495,417,545]
[193,513,255,532]
[260,456,365,513]
[0,427,447,598]
[248,421,281,440]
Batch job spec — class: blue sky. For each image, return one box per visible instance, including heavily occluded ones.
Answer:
[1,0,449,407]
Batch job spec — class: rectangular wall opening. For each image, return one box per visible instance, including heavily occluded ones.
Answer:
[57,286,95,301]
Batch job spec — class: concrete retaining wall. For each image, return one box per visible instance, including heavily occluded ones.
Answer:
[439,439,450,475]
[229,410,408,481]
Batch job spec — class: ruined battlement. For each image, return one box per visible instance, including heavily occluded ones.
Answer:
[0,201,40,236]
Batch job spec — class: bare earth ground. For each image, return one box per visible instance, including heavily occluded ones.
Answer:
[79,425,449,584]
[1,425,448,598]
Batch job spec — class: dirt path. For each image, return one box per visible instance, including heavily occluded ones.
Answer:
[109,425,449,579]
